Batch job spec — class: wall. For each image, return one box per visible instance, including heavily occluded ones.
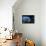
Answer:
[13,0,41,46]
[41,0,46,46]
[0,0,16,29]
[0,0,16,38]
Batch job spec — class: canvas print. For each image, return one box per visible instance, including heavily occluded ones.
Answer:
[22,15,34,24]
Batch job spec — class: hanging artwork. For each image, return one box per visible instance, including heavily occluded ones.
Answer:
[22,15,35,24]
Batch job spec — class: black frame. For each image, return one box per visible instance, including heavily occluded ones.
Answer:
[22,15,35,24]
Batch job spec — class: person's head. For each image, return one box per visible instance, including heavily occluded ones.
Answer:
[25,40,35,46]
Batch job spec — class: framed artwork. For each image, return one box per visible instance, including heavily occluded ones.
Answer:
[22,15,35,24]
